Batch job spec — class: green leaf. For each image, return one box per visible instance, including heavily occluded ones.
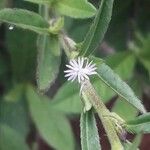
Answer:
[51,82,82,114]
[131,33,150,77]
[92,77,115,103]
[80,110,101,150]
[25,0,53,5]
[0,53,9,82]
[112,80,142,121]
[126,113,150,133]
[79,0,114,56]
[4,84,25,102]
[106,52,136,80]
[94,52,136,104]
[128,113,150,124]
[55,0,96,18]
[49,17,64,34]
[0,100,30,137]
[96,52,136,105]
[0,124,29,150]
[37,35,61,91]
[95,61,146,113]
[26,85,75,150]
[127,122,150,134]
[0,8,49,34]
[97,52,136,104]
[51,77,114,114]
[140,59,150,77]
[6,28,37,81]
[112,98,138,121]
[64,18,91,42]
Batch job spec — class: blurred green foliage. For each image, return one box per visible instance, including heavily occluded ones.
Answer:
[0,0,150,150]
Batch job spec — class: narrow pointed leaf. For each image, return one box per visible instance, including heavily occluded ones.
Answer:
[96,62,146,113]
[26,85,75,150]
[55,0,96,18]
[80,110,101,150]
[37,35,61,91]
[127,122,150,134]
[0,8,49,34]
[127,113,150,124]
[80,0,114,56]
[126,113,150,133]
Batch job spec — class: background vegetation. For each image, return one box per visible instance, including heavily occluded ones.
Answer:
[0,0,150,150]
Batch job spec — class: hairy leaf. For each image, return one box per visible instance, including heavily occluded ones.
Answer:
[0,8,49,34]
[80,110,101,150]
[55,0,96,18]
[37,35,61,91]
[96,62,146,113]
[80,0,114,56]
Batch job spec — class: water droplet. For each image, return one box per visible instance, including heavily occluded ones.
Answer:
[8,25,14,30]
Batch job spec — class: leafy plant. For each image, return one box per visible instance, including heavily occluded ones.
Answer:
[0,0,149,150]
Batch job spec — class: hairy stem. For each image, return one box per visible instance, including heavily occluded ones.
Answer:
[51,8,124,150]
[81,80,124,150]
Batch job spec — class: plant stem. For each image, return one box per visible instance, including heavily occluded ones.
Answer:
[81,80,124,150]
[39,5,49,20]
[55,10,124,150]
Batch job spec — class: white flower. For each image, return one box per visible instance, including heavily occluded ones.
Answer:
[64,57,97,83]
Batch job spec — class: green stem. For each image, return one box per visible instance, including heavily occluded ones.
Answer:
[39,5,49,20]
[81,80,124,150]
[61,35,124,149]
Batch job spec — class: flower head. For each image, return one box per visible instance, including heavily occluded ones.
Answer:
[64,57,97,83]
